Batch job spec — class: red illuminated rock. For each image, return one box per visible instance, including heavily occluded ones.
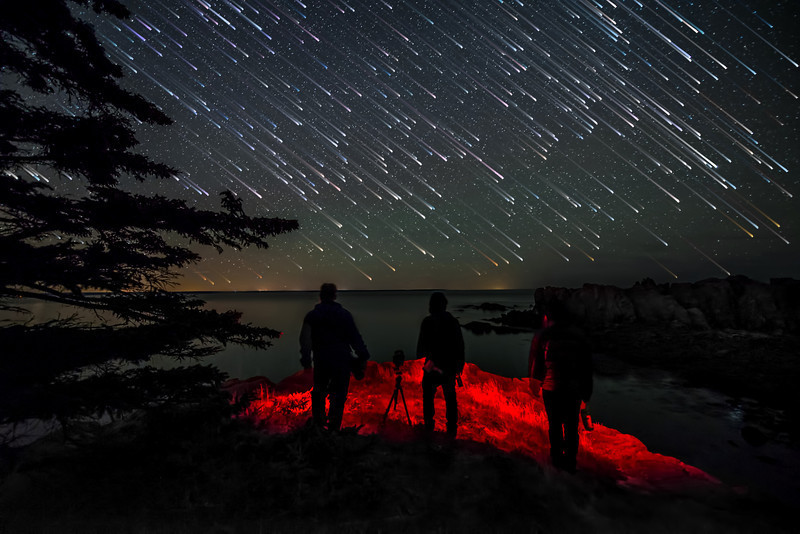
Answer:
[242,359,719,493]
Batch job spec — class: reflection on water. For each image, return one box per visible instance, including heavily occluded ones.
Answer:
[592,367,799,504]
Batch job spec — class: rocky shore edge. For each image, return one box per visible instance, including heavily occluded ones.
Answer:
[459,276,800,444]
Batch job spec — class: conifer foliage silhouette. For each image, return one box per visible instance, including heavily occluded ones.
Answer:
[0,0,298,436]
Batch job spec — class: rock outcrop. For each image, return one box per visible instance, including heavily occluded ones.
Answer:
[534,276,800,333]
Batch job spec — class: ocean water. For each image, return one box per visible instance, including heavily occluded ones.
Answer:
[198,289,536,382]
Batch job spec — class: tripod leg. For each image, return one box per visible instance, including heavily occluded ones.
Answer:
[382,388,399,425]
[398,386,412,425]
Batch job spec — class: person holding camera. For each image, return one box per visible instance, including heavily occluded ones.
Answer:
[300,283,370,431]
[417,291,465,437]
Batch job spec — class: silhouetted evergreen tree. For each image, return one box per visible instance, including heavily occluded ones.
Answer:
[0,0,298,439]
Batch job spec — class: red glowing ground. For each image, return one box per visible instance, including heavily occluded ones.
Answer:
[231,359,718,492]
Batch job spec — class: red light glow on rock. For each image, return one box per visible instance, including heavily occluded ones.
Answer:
[236,359,718,493]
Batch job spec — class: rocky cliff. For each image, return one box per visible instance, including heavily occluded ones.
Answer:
[534,276,800,333]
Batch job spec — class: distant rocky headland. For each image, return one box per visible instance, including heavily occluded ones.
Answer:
[535,275,800,333]
[464,276,800,334]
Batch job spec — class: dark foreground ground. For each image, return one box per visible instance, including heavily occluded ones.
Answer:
[0,405,795,534]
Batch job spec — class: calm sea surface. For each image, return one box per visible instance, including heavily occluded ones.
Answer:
[198,290,536,382]
[10,290,799,504]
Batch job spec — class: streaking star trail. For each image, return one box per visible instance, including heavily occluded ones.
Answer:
[80,0,797,289]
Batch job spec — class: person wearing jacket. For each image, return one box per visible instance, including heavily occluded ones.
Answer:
[529,301,593,472]
[300,283,370,431]
[417,291,465,437]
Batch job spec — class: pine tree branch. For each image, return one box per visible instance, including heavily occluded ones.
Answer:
[1,0,298,430]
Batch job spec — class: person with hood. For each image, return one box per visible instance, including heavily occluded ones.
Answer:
[300,283,370,431]
[417,291,465,437]
[529,300,593,472]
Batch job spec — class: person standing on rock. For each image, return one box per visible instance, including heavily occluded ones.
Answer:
[300,283,370,431]
[529,300,593,472]
[417,291,465,437]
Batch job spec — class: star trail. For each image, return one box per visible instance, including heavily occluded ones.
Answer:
[84,0,797,289]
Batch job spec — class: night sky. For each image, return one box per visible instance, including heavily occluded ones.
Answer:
[84,0,798,290]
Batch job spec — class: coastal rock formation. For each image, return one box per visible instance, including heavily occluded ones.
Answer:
[534,276,800,333]
[245,359,718,493]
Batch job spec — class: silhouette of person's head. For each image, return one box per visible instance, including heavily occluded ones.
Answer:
[429,291,448,314]
[320,283,337,302]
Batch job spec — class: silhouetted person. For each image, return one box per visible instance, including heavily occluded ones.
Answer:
[300,283,370,431]
[529,301,593,472]
[417,292,465,437]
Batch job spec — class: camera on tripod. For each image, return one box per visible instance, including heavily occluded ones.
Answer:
[392,349,405,371]
[382,349,411,426]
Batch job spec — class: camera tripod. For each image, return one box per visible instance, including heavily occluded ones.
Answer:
[381,364,412,426]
